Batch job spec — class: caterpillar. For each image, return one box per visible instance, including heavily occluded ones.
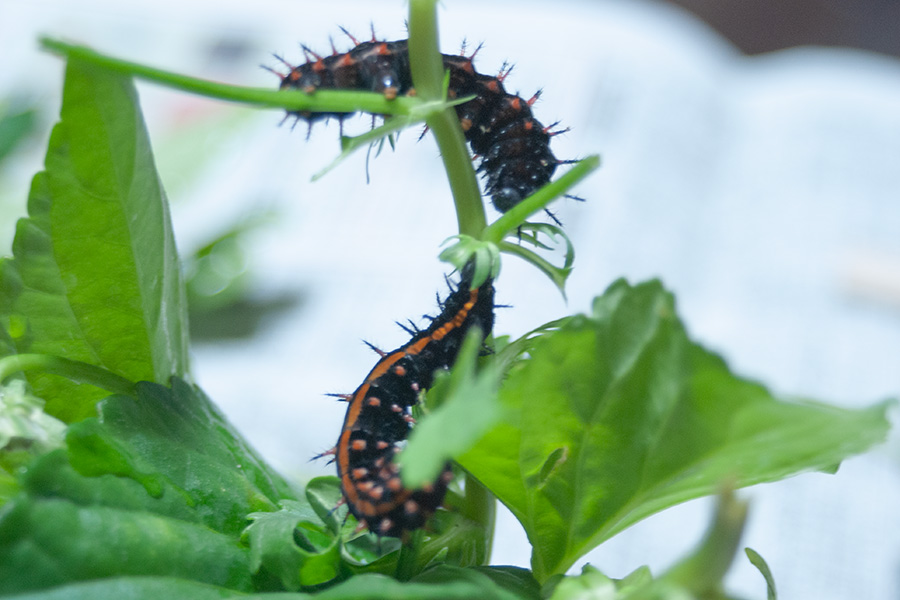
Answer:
[272,35,568,215]
[321,263,494,537]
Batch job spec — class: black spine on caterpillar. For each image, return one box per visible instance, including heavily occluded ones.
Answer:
[333,262,494,537]
[276,38,561,214]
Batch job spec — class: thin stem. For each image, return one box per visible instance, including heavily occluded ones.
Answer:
[0,354,136,396]
[461,472,496,562]
[407,0,486,237]
[408,0,495,562]
[395,529,425,581]
[662,488,749,595]
[406,1,444,101]
[40,37,419,116]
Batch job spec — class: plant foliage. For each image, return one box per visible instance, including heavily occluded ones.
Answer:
[0,4,892,598]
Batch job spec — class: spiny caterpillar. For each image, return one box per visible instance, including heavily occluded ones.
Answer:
[317,262,494,537]
[271,32,571,215]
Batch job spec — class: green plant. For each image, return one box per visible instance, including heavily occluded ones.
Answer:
[0,1,892,598]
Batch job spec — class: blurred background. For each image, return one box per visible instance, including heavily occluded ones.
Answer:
[1,0,899,598]
[669,0,900,56]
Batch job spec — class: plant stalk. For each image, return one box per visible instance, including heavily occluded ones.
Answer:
[40,37,419,115]
[407,0,486,237]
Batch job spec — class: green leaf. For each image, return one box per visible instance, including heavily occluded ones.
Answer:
[0,498,253,595]
[0,59,188,423]
[20,449,196,523]
[245,498,341,589]
[0,378,299,594]
[546,565,618,600]
[405,564,535,600]
[14,567,530,600]
[0,572,538,600]
[465,566,542,600]
[745,548,777,600]
[460,279,894,582]
[304,476,347,535]
[0,576,285,600]
[64,379,295,535]
[438,236,500,290]
[0,105,39,166]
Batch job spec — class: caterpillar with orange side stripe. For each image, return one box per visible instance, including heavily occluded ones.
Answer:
[322,262,494,537]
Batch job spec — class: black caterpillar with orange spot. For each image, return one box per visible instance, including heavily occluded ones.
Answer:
[320,263,494,537]
[273,34,567,214]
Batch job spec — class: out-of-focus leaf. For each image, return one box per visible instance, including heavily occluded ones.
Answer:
[0,576,293,600]
[660,488,748,595]
[547,565,618,600]
[465,566,542,600]
[0,105,39,165]
[0,497,253,594]
[0,380,66,503]
[745,548,777,600]
[1,567,542,600]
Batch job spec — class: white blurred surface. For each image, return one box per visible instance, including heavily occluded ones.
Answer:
[2,0,899,598]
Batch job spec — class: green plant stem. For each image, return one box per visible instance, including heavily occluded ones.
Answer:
[408,0,486,237]
[483,155,601,244]
[39,37,419,116]
[395,529,425,582]
[407,0,496,562]
[461,473,496,561]
[662,487,749,594]
[0,354,136,396]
